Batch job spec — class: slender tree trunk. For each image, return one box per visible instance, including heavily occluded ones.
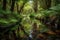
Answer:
[19,2,26,13]
[10,0,15,12]
[16,2,26,13]
[0,0,2,4]
[32,0,38,39]
[39,0,51,9]
[16,3,19,13]
[17,26,21,40]
[12,30,18,40]
[46,0,51,9]
[2,0,7,10]
[33,0,38,13]
[32,23,38,40]
[55,0,60,5]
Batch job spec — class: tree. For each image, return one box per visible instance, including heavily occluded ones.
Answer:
[33,0,38,12]
[10,0,16,12]
[39,0,51,9]
[2,0,7,10]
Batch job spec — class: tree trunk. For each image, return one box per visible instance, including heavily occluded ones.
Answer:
[16,3,19,13]
[32,23,38,40]
[12,30,18,40]
[51,0,60,6]
[2,0,7,10]
[19,2,26,13]
[33,0,38,13]
[10,0,15,12]
[39,0,51,9]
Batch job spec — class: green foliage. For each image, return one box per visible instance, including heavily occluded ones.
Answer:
[0,0,60,39]
[0,3,60,33]
[29,4,60,32]
[50,4,60,11]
